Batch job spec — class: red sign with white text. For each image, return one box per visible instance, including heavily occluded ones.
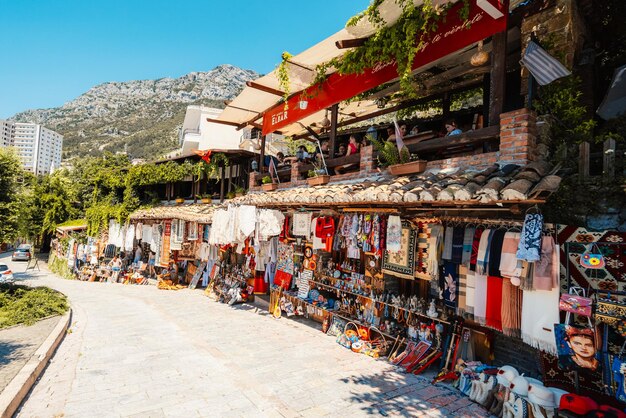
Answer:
[262,0,507,135]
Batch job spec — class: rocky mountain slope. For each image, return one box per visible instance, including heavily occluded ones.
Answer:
[11,64,259,160]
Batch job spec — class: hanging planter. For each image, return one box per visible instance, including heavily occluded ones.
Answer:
[201,198,211,204]
[175,198,185,204]
[307,174,331,186]
[262,183,278,192]
[388,160,427,176]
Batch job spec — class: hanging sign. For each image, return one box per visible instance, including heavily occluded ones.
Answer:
[262,0,507,135]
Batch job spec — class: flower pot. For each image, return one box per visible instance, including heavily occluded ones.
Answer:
[175,198,185,204]
[236,192,244,197]
[262,183,278,192]
[388,160,427,176]
[201,198,211,204]
[307,175,331,186]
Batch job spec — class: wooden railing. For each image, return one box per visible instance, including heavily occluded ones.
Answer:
[407,125,500,159]
[298,153,362,176]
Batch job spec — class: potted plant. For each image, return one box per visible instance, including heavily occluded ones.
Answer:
[261,176,277,191]
[369,135,426,176]
[307,168,330,186]
[199,194,211,204]
[226,191,236,199]
[175,197,185,204]
[234,185,246,197]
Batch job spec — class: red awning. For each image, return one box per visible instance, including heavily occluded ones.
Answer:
[262,0,507,135]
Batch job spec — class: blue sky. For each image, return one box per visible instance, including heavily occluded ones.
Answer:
[0,0,365,118]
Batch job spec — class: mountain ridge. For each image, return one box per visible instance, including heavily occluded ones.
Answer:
[11,64,259,160]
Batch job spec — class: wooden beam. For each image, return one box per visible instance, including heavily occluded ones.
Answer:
[227,104,260,113]
[408,125,500,154]
[489,30,507,126]
[329,104,339,158]
[298,123,321,142]
[246,81,283,97]
[335,38,368,49]
[206,118,241,128]
[286,59,314,72]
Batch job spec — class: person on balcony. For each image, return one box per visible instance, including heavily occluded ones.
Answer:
[283,146,309,164]
[313,141,330,165]
[334,135,360,175]
[445,119,463,136]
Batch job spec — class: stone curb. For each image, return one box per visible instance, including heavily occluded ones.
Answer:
[0,309,72,418]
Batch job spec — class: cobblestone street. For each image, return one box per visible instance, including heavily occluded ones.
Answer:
[6,255,488,418]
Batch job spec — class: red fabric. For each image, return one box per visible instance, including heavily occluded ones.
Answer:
[559,394,598,415]
[470,228,484,271]
[315,217,335,238]
[253,271,267,294]
[324,236,333,252]
[347,143,357,155]
[485,276,503,331]
[274,270,292,290]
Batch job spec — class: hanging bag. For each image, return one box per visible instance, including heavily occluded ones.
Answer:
[595,291,626,326]
[580,243,605,269]
[559,286,593,317]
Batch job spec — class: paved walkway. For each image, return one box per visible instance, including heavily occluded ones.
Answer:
[0,316,61,392]
[3,254,489,418]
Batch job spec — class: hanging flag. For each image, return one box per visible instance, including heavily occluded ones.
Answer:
[393,119,406,153]
[193,149,212,163]
[520,41,571,86]
[268,157,280,184]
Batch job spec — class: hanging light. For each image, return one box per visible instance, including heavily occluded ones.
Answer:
[375,97,388,109]
[471,41,489,67]
[320,109,331,129]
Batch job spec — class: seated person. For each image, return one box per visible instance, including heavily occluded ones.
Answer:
[410,125,420,135]
[263,154,280,170]
[386,126,396,142]
[399,123,408,138]
[445,119,463,136]
[283,146,309,164]
[334,135,360,175]
[337,143,346,156]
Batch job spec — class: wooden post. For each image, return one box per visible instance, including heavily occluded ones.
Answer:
[219,165,226,203]
[442,92,451,121]
[579,142,590,181]
[488,30,507,127]
[227,166,232,194]
[482,74,491,126]
[259,135,266,171]
[328,104,339,159]
[603,138,616,180]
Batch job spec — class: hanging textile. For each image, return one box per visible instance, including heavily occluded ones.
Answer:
[476,229,492,275]
[533,235,559,291]
[187,222,199,241]
[500,232,522,280]
[124,225,135,252]
[135,222,143,240]
[501,278,523,337]
[517,212,544,262]
[142,224,152,244]
[311,218,325,250]
[451,227,465,264]
[488,229,506,277]
[276,242,294,275]
[458,264,468,314]
[473,273,488,324]
[463,265,475,316]
[469,228,485,272]
[386,215,402,252]
[382,222,416,279]
[256,209,285,241]
[442,226,454,261]
[485,276,503,331]
[292,212,312,237]
[238,205,257,238]
[521,286,559,354]
[427,224,444,280]
[442,261,459,308]
[461,227,475,265]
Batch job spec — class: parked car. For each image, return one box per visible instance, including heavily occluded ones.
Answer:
[0,264,14,284]
[12,245,32,262]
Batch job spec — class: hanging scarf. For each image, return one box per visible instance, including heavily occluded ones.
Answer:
[516,213,544,262]
[488,229,506,277]
[458,264,468,315]
[485,276,503,331]
[427,224,444,282]
[533,235,559,291]
[461,227,475,265]
[521,286,559,354]
[442,226,454,261]
[470,228,484,272]
[476,229,492,275]
[371,214,381,257]
[473,273,488,324]
[500,232,522,280]
[501,278,523,338]
[386,215,402,252]
[451,227,465,264]
[463,266,475,316]
[292,212,312,237]
[379,215,388,254]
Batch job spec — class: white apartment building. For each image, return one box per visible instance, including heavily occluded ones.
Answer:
[176,105,287,158]
[0,120,14,147]
[0,121,63,175]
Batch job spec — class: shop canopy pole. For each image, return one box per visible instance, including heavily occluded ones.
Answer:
[328,104,339,159]
[259,135,266,171]
[488,27,508,126]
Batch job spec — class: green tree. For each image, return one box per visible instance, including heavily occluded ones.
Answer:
[0,148,23,243]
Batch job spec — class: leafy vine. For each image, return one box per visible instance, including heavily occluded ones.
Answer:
[277,52,293,109]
